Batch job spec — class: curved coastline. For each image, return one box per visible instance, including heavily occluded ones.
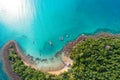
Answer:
[63,32,120,55]
[1,32,120,79]
[1,41,22,80]
[1,40,73,79]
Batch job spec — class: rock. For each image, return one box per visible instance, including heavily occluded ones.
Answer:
[66,63,71,67]
[59,36,64,41]
[105,45,111,50]
[36,58,41,61]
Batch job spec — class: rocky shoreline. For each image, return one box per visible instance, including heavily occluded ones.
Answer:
[1,32,120,79]
[1,40,72,79]
[1,40,39,80]
[1,41,22,80]
[63,32,120,56]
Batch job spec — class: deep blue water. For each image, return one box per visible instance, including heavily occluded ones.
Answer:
[0,0,120,79]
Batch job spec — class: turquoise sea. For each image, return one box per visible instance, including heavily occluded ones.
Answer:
[0,0,120,79]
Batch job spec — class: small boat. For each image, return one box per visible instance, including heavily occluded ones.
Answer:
[49,41,53,46]
[66,35,69,38]
[81,34,85,36]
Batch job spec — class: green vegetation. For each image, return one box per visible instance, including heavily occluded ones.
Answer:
[70,37,120,79]
[8,50,57,80]
[8,36,120,80]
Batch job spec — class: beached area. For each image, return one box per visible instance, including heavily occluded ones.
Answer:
[2,32,120,79]
[1,40,73,79]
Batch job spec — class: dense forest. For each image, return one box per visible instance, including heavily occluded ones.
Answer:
[8,36,120,80]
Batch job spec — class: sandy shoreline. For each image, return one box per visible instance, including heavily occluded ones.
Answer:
[1,32,120,79]
[1,40,73,79]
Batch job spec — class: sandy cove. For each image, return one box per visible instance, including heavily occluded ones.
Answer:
[1,32,118,79]
[1,40,73,79]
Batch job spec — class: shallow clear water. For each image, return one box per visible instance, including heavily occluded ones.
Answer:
[0,0,120,79]
[0,61,9,80]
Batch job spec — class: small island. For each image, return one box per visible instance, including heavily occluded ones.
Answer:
[2,33,120,80]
